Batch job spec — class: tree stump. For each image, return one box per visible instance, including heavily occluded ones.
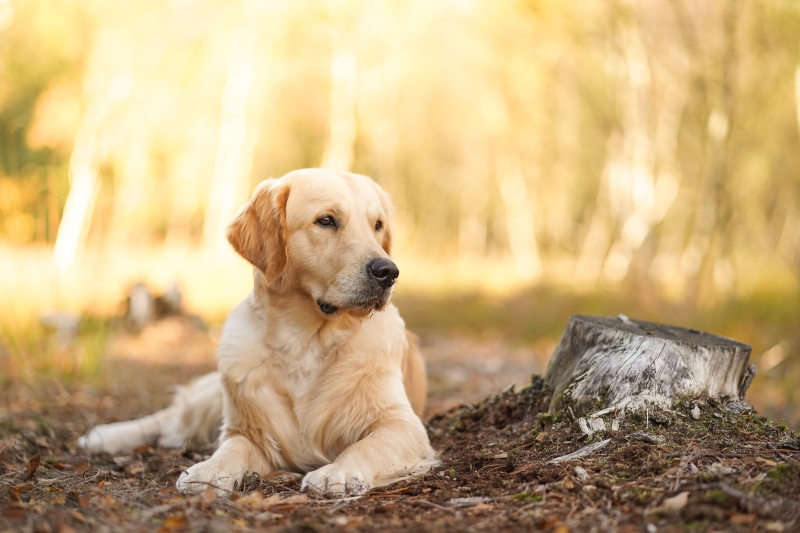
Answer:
[544,315,755,416]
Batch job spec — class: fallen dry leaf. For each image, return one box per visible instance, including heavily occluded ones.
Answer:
[1,506,27,519]
[756,457,778,467]
[5,485,22,504]
[125,461,144,476]
[537,518,560,528]
[25,454,40,479]
[281,494,309,505]
[261,494,282,508]
[201,487,216,505]
[730,513,756,525]
[235,490,264,507]
[472,503,494,511]
[158,516,188,532]
[58,523,78,533]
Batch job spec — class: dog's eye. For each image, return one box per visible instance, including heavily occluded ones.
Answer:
[316,216,336,228]
[375,220,383,231]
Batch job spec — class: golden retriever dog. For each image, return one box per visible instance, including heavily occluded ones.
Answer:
[79,169,436,497]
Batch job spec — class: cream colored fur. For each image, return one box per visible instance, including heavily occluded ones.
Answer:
[78,169,436,497]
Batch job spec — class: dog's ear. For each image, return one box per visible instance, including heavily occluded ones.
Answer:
[227,179,290,284]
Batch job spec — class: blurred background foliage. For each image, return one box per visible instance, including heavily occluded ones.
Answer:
[0,0,799,426]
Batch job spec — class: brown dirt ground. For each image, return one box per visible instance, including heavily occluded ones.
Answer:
[2,318,800,533]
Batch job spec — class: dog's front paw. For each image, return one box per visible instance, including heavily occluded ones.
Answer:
[78,426,130,454]
[301,464,371,497]
[176,460,241,496]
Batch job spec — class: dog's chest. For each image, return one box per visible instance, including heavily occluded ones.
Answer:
[234,361,371,471]
[219,302,404,473]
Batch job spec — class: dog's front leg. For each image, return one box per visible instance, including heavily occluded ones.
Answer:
[177,435,269,496]
[301,413,436,497]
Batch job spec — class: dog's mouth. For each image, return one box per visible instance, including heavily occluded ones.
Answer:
[317,291,391,316]
[317,300,339,314]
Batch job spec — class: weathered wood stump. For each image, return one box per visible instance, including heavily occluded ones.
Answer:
[544,315,755,416]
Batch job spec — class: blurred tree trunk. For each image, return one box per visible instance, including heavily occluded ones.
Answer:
[107,126,150,251]
[682,0,739,304]
[203,25,265,254]
[495,154,542,282]
[54,73,132,271]
[577,1,686,287]
[321,0,357,171]
[481,89,542,280]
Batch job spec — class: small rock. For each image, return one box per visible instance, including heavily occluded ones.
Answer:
[724,401,754,415]
[589,418,606,433]
[650,411,672,426]
[128,282,155,331]
[630,432,665,444]
[662,491,689,511]
[776,436,800,450]
[574,466,590,481]
[40,311,81,350]
[691,405,701,420]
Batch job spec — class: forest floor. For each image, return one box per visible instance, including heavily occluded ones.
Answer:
[2,316,800,532]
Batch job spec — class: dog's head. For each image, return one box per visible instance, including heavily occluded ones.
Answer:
[227,169,397,317]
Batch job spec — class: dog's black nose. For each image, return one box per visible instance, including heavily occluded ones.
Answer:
[368,258,399,288]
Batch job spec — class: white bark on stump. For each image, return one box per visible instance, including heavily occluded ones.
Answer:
[544,315,755,415]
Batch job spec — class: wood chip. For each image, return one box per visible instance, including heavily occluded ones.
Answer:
[548,439,612,465]
[447,496,491,507]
